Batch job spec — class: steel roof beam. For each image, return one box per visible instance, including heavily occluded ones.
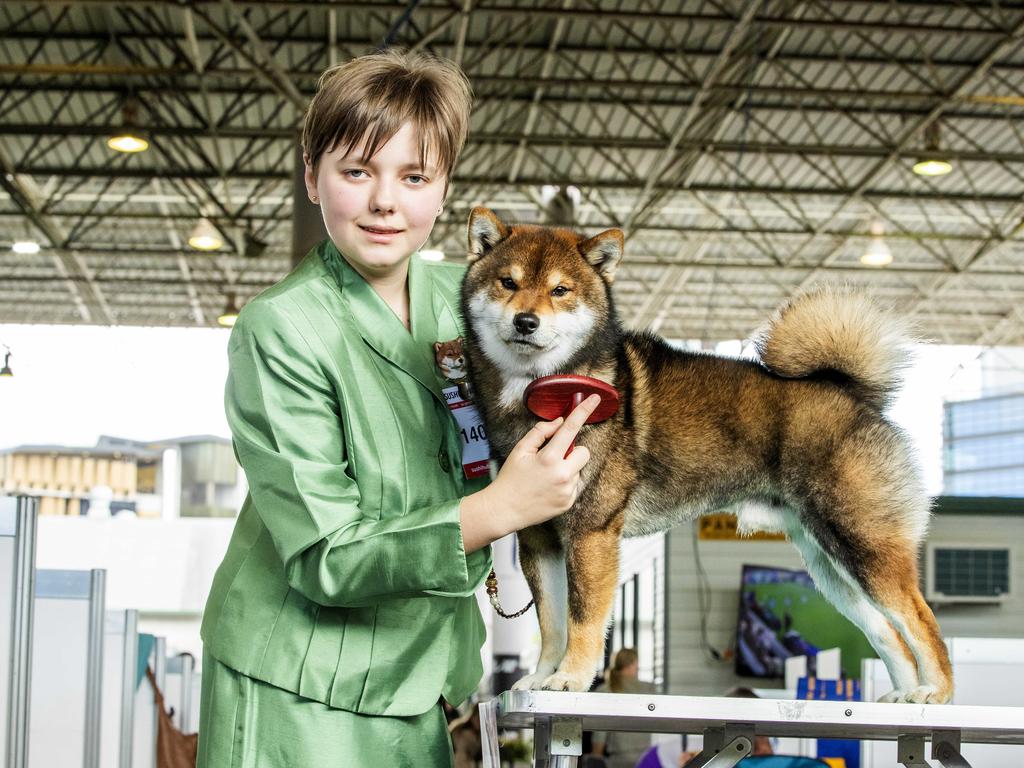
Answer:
[12,126,1024,165]
[18,1,1019,37]
[9,28,1024,76]
[18,165,1024,206]
[4,78,1019,123]
[7,60,1020,110]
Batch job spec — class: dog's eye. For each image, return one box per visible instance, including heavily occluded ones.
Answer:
[500,277,517,290]
[551,286,570,297]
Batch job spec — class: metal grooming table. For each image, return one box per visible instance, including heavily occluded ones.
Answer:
[480,690,1024,768]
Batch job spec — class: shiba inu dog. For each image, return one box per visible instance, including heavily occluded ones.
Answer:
[460,207,952,704]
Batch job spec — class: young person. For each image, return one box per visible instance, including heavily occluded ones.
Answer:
[196,49,600,767]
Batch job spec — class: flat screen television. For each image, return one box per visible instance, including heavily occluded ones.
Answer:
[735,563,876,680]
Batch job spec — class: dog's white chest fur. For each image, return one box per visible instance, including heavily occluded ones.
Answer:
[500,376,533,409]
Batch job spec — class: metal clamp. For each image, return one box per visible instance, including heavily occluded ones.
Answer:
[683,726,754,768]
[533,716,583,767]
[898,734,930,767]
[932,729,970,768]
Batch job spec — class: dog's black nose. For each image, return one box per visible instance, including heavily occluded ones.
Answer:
[513,312,540,335]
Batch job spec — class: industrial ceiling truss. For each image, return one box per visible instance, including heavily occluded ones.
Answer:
[1,0,1024,345]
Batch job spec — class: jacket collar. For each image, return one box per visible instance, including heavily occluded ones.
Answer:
[320,241,445,404]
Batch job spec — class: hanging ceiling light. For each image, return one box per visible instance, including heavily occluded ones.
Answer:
[0,348,12,377]
[107,98,149,154]
[11,240,40,254]
[107,132,149,154]
[912,124,953,176]
[188,218,224,251]
[860,220,893,267]
[217,293,240,327]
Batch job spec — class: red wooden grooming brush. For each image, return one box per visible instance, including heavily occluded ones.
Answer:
[523,374,620,457]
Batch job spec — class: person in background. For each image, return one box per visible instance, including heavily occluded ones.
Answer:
[589,649,658,768]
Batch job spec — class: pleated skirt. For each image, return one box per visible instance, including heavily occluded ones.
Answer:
[197,649,455,768]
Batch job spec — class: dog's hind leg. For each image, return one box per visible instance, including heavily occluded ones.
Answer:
[793,516,952,703]
[511,525,569,691]
[788,526,920,700]
[541,526,622,692]
[864,547,953,703]
[791,416,953,702]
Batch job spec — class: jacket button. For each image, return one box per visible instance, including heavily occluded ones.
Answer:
[438,448,451,473]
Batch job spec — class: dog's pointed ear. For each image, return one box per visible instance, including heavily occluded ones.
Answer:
[467,207,510,263]
[579,229,624,283]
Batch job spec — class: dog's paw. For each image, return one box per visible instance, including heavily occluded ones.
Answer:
[876,689,906,704]
[539,671,591,692]
[902,685,950,704]
[511,672,551,691]
[878,686,950,704]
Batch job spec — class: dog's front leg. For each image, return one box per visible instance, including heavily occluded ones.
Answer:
[511,525,568,690]
[541,527,621,692]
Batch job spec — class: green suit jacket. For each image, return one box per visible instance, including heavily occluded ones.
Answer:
[200,240,492,717]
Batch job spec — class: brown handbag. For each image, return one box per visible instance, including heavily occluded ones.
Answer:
[145,665,198,768]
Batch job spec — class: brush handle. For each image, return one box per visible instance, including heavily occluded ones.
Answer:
[563,391,584,458]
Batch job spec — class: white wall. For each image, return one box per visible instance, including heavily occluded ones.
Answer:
[665,514,1024,695]
[35,517,235,660]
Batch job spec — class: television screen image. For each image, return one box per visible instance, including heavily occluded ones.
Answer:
[735,564,877,680]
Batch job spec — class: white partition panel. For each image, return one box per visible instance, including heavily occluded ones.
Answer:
[3,496,38,768]
[28,569,106,768]
[131,636,165,768]
[163,654,196,733]
[862,637,1024,768]
[99,610,138,768]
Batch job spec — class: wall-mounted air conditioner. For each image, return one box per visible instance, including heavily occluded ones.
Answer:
[925,543,1012,604]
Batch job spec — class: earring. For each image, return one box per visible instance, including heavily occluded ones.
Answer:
[437,205,444,216]
[311,195,319,203]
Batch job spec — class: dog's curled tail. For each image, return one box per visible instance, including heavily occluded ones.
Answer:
[755,286,915,410]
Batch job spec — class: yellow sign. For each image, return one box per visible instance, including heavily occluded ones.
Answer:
[697,513,786,541]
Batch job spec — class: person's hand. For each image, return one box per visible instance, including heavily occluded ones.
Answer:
[459,394,600,551]
[487,393,600,532]
[487,393,598,532]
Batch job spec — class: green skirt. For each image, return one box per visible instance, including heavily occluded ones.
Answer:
[197,650,455,768]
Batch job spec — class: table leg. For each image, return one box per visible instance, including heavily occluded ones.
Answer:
[480,699,501,768]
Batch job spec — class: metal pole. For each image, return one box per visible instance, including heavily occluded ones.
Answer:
[152,636,167,766]
[119,611,138,768]
[83,569,106,768]
[5,496,37,768]
[179,654,195,734]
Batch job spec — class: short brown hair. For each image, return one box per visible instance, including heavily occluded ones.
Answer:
[302,49,472,182]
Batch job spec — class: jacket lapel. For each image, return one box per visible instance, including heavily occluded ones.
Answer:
[325,243,445,405]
